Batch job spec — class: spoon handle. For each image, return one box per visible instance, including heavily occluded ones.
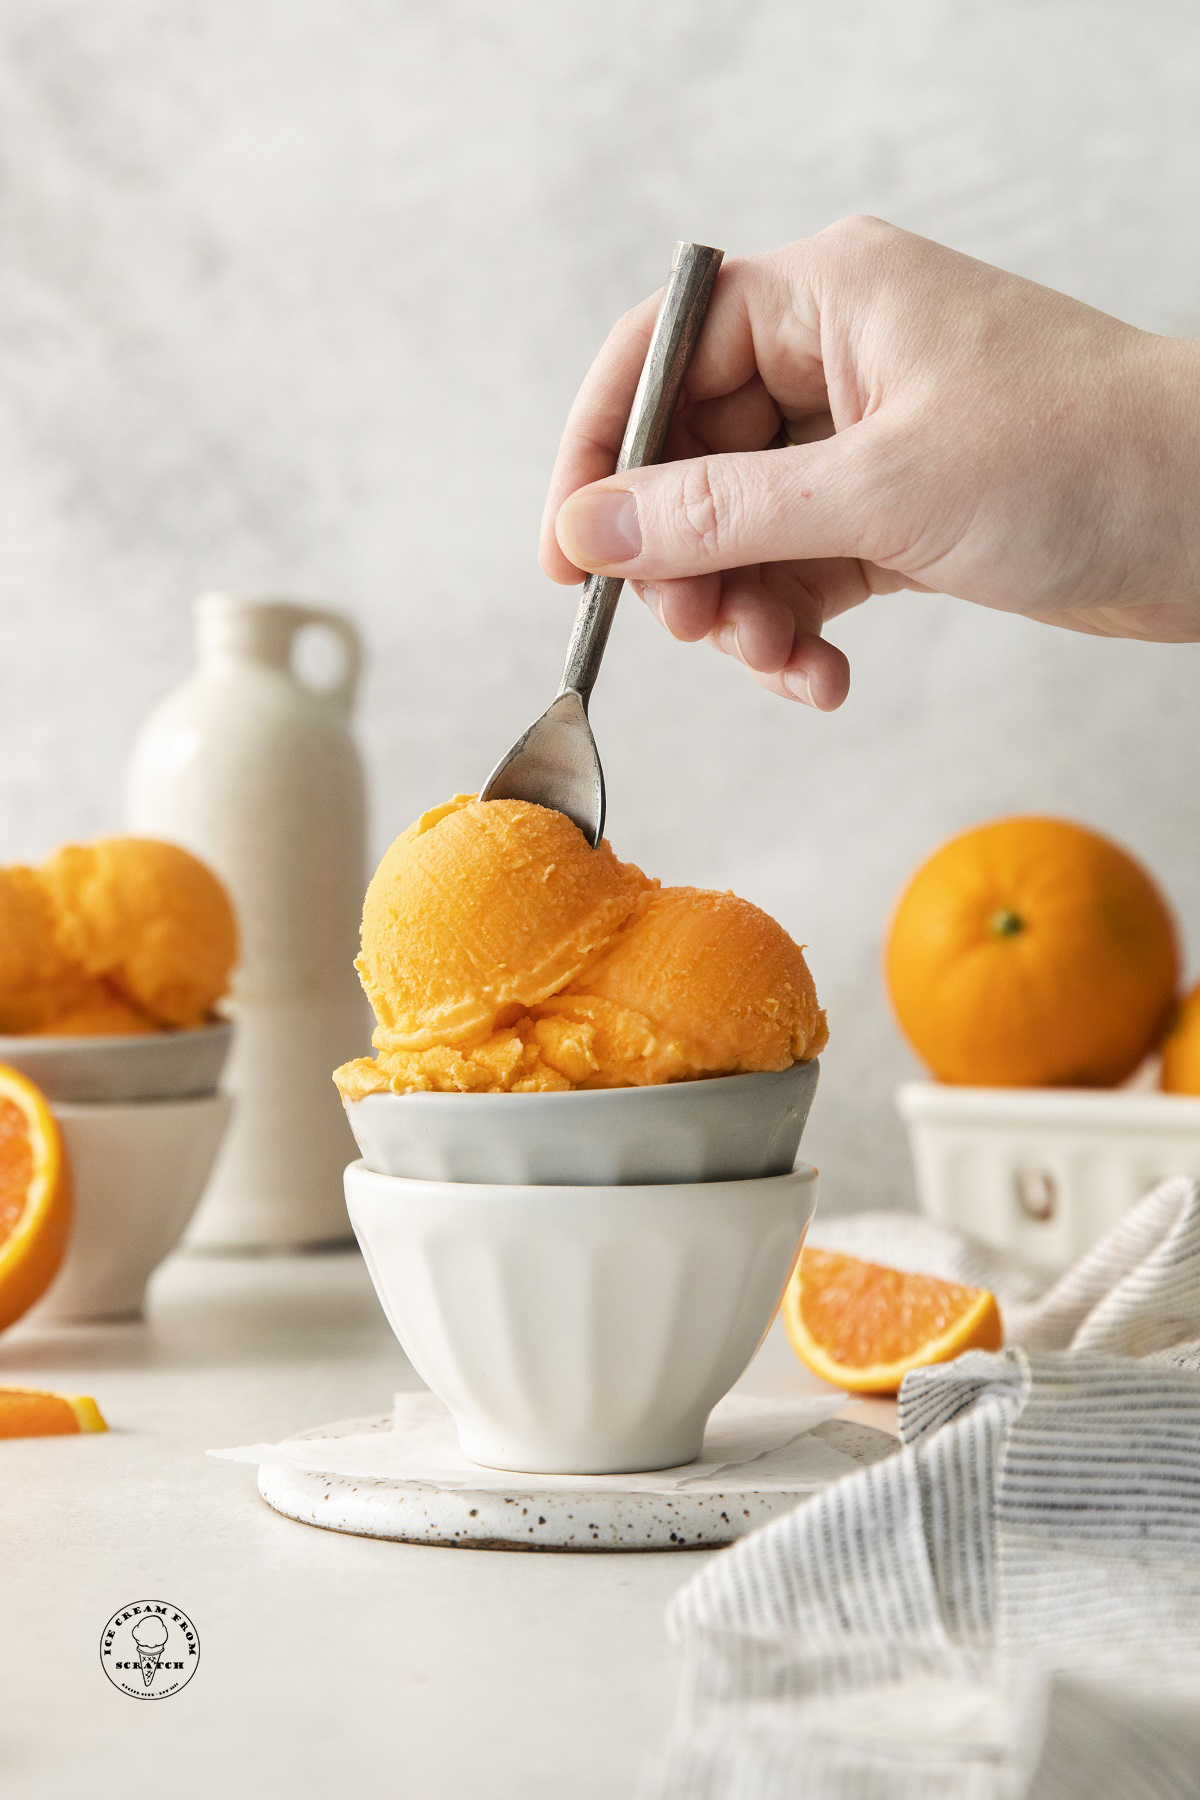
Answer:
[559,241,724,704]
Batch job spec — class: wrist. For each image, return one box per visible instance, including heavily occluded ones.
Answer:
[1131,334,1200,636]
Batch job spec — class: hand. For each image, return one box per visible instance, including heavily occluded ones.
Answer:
[540,217,1200,709]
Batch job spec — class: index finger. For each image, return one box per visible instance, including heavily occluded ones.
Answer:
[538,291,664,583]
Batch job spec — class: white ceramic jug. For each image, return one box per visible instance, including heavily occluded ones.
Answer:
[127,594,370,1247]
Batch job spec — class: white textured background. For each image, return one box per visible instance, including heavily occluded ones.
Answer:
[2,0,1200,1212]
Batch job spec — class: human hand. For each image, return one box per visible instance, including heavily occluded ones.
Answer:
[540,218,1200,708]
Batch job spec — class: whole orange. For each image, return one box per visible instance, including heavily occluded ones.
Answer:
[1161,982,1200,1094]
[886,817,1179,1087]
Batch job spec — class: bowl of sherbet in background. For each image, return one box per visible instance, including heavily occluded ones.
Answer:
[0,837,239,1321]
[336,794,828,1472]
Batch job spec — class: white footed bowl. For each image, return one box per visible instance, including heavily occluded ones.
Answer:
[346,1058,819,1186]
[344,1160,819,1474]
[33,1093,234,1323]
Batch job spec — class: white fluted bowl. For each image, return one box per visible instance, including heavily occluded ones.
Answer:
[344,1160,819,1474]
[33,1093,234,1322]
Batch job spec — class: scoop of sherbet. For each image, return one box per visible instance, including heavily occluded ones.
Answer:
[0,865,75,1033]
[29,979,157,1037]
[532,886,827,1084]
[355,795,650,1055]
[532,885,827,1080]
[336,798,827,1097]
[39,838,238,1029]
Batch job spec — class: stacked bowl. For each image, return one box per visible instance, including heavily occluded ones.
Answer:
[342,1059,821,1474]
[1,1023,234,1322]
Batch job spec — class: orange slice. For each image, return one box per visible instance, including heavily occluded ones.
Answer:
[0,1063,72,1333]
[783,1247,1003,1394]
[0,1387,106,1438]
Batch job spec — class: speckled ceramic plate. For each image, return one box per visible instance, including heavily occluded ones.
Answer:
[254,1412,896,1551]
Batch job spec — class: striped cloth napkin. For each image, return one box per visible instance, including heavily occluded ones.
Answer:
[654,1176,1200,1799]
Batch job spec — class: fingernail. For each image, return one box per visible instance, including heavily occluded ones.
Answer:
[784,670,813,705]
[558,489,641,566]
[717,621,744,663]
[636,582,665,624]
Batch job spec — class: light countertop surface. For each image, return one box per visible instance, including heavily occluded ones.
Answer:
[0,1248,895,1800]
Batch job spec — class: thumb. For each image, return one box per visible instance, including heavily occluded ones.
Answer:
[554,423,894,582]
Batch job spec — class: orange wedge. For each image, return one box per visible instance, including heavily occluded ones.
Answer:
[0,1063,72,1333]
[783,1247,1003,1394]
[0,1387,106,1438]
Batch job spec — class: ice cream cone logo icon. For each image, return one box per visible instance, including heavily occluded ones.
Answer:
[100,1600,200,1700]
[131,1615,168,1686]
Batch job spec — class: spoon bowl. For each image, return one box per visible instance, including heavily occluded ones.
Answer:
[481,240,723,845]
[480,691,603,843]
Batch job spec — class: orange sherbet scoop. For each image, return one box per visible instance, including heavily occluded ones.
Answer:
[535,886,826,1086]
[39,838,238,1031]
[0,867,74,1034]
[355,795,650,1054]
[336,796,826,1097]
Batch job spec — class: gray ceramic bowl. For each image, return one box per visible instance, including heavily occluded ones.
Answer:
[0,1018,234,1104]
[344,1057,819,1187]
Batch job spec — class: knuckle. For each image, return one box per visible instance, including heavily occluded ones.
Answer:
[818,214,901,273]
[673,460,737,560]
[822,212,892,245]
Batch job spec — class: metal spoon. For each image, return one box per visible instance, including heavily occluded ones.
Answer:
[481,240,724,845]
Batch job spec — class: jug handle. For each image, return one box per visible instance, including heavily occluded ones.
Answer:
[286,607,363,714]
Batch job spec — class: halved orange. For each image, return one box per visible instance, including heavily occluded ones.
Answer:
[0,1387,105,1438]
[0,1063,72,1333]
[783,1247,1003,1394]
